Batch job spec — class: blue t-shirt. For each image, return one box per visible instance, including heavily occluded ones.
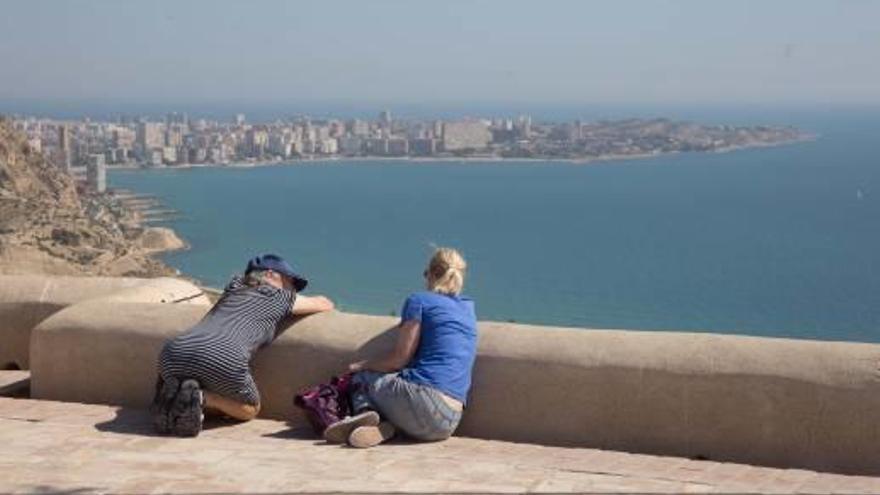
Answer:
[398,291,478,405]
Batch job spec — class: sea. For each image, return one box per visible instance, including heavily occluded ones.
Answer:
[106,104,880,343]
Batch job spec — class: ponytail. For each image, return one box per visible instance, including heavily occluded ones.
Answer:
[425,247,467,296]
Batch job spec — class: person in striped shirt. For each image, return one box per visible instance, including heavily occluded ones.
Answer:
[151,253,334,437]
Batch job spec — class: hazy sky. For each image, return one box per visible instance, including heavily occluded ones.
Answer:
[1,0,878,105]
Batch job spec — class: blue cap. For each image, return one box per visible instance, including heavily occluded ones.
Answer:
[245,254,308,291]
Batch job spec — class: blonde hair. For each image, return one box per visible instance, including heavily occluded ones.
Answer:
[243,270,269,287]
[425,247,467,296]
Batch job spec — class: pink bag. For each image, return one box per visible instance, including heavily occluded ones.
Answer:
[293,374,355,435]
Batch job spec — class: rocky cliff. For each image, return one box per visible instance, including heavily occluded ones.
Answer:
[0,117,181,276]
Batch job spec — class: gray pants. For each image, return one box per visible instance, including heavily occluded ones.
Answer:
[351,371,462,441]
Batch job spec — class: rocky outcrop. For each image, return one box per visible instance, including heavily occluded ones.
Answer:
[0,118,178,277]
[138,226,187,253]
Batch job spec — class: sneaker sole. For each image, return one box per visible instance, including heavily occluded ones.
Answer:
[348,422,396,449]
[171,379,203,437]
[323,411,380,444]
[150,376,180,435]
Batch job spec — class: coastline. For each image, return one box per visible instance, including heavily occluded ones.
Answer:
[108,133,816,286]
[113,191,190,261]
[108,134,818,172]
[102,119,880,343]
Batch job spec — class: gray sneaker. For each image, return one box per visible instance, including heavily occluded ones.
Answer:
[348,421,396,449]
[150,376,180,435]
[170,379,203,437]
[323,410,380,444]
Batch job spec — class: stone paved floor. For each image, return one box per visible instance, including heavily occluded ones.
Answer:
[1,397,879,494]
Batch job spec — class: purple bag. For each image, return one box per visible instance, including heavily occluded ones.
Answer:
[293,374,355,435]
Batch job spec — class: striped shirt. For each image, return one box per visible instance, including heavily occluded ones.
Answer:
[158,275,294,404]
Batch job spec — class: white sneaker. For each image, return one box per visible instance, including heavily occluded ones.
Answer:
[323,411,380,444]
[348,421,396,448]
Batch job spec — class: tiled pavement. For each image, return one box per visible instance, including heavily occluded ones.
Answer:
[1,397,879,493]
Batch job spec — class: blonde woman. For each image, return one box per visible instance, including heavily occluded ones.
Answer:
[323,247,478,448]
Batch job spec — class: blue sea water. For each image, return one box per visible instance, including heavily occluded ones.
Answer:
[109,107,880,343]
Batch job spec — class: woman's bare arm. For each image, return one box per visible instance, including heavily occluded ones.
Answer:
[350,320,420,373]
[291,294,335,315]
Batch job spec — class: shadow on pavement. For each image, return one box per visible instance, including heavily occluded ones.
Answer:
[94,407,244,436]
[94,407,156,436]
[262,425,323,443]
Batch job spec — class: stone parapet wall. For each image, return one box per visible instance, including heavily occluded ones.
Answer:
[0,275,210,369]
[3,275,880,474]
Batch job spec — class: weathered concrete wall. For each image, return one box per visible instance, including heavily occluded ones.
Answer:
[7,275,880,474]
[30,300,208,405]
[260,314,880,475]
[0,275,210,369]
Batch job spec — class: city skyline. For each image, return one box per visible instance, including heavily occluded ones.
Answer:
[10,107,806,182]
[1,1,879,106]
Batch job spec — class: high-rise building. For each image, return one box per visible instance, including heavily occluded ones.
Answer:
[58,124,70,151]
[244,128,268,157]
[147,148,163,167]
[86,154,106,192]
[366,138,389,155]
[318,138,338,155]
[442,121,492,151]
[235,114,246,126]
[328,120,346,138]
[105,148,130,164]
[112,128,136,149]
[162,147,177,164]
[301,124,316,143]
[176,146,190,165]
[57,124,71,171]
[338,136,364,155]
[379,110,392,128]
[191,147,208,164]
[208,147,225,164]
[165,126,184,147]
[165,112,188,126]
[432,120,444,139]
[387,138,408,156]
[136,122,163,152]
[409,138,436,156]
[316,126,331,141]
[293,139,315,155]
[518,115,532,138]
[348,119,370,137]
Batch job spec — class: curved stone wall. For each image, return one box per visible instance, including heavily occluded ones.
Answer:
[30,299,208,405]
[0,275,210,369]
[5,275,880,474]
